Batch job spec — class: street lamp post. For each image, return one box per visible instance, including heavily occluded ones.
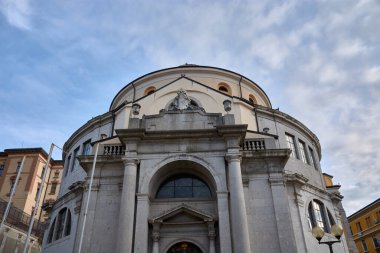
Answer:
[312,224,344,253]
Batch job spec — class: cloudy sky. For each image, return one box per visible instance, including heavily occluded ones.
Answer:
[0,0,379,215]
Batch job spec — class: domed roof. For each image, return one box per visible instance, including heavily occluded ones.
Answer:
[109,65,272,111]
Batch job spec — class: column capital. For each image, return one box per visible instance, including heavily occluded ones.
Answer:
[152,232,160,242]
[122,157,139,166]
[136,193,149,202]
[225,154,241,163]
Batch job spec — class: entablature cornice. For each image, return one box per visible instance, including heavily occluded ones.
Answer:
[255,105,321,159]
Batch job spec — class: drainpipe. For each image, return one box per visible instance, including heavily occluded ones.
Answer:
[238,76,243,98]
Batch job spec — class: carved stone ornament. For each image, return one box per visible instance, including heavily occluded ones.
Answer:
[168,89,205,112]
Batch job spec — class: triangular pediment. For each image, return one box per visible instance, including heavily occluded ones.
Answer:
[150,203,215,224]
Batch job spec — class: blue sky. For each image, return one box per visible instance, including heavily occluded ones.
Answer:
[0,0,379,215]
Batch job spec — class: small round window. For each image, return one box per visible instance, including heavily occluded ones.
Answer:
[156,174,211,199]
[144,86,156,96]
[218,83,231,95]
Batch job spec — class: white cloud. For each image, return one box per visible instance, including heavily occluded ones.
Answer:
[334,39,367,58]
[0,0,32,30]
[364,66,380,83]
[1,0,380,215]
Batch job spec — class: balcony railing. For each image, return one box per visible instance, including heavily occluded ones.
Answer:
[0,198,46,239]
[240,139,266,151]
[103,145,125,156]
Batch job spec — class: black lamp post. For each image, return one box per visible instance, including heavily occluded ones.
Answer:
[312,224,344,253]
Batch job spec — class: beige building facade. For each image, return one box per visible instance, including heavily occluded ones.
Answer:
[0,148,63,252]
[42,65,354,253]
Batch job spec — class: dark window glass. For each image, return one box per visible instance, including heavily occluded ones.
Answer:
[16,161,22,173]
[168,242,202,253]
[64,210,71,236]
[47,218,56,243]
[156,186,174,198]
[308,200,330,232]
[55,208,67,240]
[0,164,4,176]
[50,183,57,194]
[71,148,79,172]
[156,174,211,199]
[83,140,92,156]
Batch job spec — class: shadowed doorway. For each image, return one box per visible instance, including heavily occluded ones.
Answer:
[167,242,203,253]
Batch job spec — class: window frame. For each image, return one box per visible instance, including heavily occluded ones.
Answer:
[0,164,4,176]
[356,222,362,232]
[47,207,71,244]
[50,182,57,195]
[307,200,330,232]
[362,239,368,252]
[285,133,298,159]
[83,140,92,156]
[308,146,317,169]
[156,174,212,199]
[64,155,71,177]
[373,236,380,249]
[298,140,308,164]
[70,147,80,172]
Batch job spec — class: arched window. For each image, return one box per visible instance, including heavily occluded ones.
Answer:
[156,174,211,199]
[144,86,156,96]
[47,207,71,243]
[168,242,202,253]
[307,200,329,232]
[249,94,257,105]
[218,82,231,95]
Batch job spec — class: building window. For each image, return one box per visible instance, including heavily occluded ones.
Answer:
[16,161,22,173]
[47,219,56,243]
[365,217,372,227]
[285,134,298,159]
[373,237,380,249]
[362,240,368,252]
[35,183,41,201]
[48,207,71,243]
[156,174,211,199]
[83,140,92,156]
[307,200,329,232]
[144,86,156,96]
[298,140,307,164]
[308,147,317,169]
[41,166,46,177]
[168,242,202,253]
[217,82,231,95]
[356,222,362,232]
[9,180,15,195]
[0,164,4,176]
[50,183,57,194]
[248,94,257,105]
[64,155,71,177]
[54,170,60,178]
[70,148,79,172]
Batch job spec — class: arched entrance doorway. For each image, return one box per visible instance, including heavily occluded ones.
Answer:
[167,242,203,253]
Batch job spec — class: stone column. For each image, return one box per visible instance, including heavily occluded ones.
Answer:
[152,223,161,253]
[217,192,232,253]
[208,221,216,253]
[226,154,251,253]
[134,194,150,253]
[116,158,139,253]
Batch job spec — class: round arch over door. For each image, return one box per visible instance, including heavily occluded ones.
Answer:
[167,241,203,253]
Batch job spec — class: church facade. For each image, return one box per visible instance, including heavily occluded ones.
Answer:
[42,65,351,253]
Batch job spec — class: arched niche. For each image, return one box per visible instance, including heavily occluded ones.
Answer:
[147,159,218,200]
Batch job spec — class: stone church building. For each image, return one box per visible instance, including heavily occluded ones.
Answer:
[42,65,351,253]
